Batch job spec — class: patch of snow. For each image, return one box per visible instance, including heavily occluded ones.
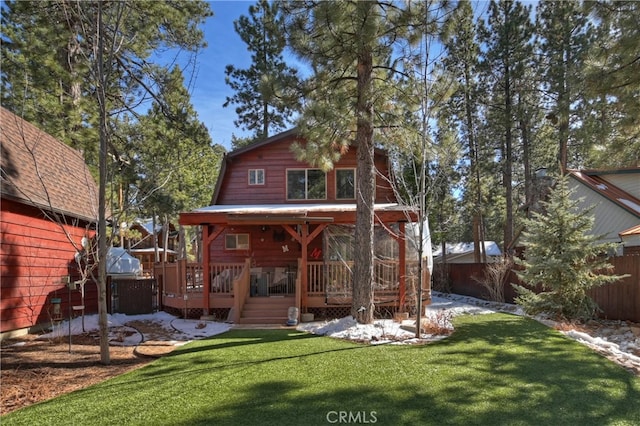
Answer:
[38,311,231,346]
[298,293,501,344]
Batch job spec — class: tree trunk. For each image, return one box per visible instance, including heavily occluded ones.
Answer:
[96,0,110,365]
[464,63,483,263]
[503,53,513,254]
[352,40,375,324]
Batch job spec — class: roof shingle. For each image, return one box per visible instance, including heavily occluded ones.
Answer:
[1,107,99,222]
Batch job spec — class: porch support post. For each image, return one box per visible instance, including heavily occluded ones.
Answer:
[398,221,406,310]
[282,223,326,315]
[202,226,211,315]
[201,225,221,315]
[300,224,309,312]
[202,225,225,316]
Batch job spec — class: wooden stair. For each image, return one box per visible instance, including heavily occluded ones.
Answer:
[237,296,296,324]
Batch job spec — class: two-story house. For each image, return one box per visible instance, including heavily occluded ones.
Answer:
[173,129,432,324]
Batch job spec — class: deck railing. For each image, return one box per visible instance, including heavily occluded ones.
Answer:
[210,262,246,294]
[156,260,248,296]
[232,259,252,322]
[308,260,418,297]
[157,258,428,308]
[155,260,202,295]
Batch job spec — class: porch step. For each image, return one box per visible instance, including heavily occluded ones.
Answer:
[238,296,296,325]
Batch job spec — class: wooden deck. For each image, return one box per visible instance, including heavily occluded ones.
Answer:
[155,258,430,321]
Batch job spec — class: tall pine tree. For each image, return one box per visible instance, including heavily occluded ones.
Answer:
[582,0,640,166]
[283,0,444,323]
[536,0,590,172]
[223,0,300,141]
[441,0,486,261]
[478,0,535,252]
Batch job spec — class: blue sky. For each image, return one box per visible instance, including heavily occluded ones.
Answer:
[184,1,515,150]
[186,1,257,150]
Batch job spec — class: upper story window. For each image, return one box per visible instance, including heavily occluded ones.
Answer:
[336,168,356,199]
[248,169,265,185]
[287,169,326,200]
[225,233,250,250]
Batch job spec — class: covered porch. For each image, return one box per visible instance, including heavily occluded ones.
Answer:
[155,257,429,323]
[173,204,431,323]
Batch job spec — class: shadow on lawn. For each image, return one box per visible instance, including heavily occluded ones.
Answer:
[4,315,639,426]
[88,329,374,391]
[169,315,640,426]
[408,314,640,425]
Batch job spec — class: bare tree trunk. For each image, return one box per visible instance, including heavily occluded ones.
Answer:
[503,56,514,254]
[352,42,375,324]
[96,0,110,365]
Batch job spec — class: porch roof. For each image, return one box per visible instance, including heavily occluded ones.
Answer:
[179,203,418,226]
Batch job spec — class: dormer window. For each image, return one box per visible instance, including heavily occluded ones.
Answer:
[336,168,356,199]
[287,169,326,200]
[248,169,265,185]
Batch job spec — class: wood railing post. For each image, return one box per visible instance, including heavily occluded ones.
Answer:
[232,258,252,323]
[398,222,406,310]
[297,258,302,314]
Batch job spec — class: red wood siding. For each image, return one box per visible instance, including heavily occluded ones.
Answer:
[208,225,300,267]
[207,224,328,268]
[216,136,397,205]
[1,199,97,333]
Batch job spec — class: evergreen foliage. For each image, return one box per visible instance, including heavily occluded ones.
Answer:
[134,67,224,220]
[282,0,447,323]
[513,174,623,320]
[582,1,640,166]
[477,0,535,252]
[223,0,300,141]
[1,0,212,169]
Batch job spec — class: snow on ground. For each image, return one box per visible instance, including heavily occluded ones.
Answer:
[31,292,640,373]
[297,292,511,345]
[38,311,231,347]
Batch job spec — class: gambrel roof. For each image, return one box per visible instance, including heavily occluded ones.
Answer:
[0,107,99,222]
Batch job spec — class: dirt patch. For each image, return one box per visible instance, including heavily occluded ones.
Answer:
[0,333,156,415]
[0,316,191,417]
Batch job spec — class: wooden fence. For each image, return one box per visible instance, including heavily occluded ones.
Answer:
[433,254,640,322]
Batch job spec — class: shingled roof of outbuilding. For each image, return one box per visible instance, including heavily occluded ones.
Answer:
[1,107,99,222]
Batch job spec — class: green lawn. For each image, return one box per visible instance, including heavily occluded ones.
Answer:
[3,314,639,425]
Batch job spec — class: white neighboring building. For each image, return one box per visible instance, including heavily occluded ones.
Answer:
[432,241,502,264]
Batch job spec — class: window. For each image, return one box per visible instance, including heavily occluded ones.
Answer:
[248,169,265,185]
[225,234,249,250]
[336,169,356,199]
[287,169,326,200]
